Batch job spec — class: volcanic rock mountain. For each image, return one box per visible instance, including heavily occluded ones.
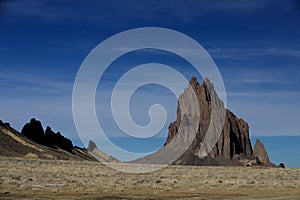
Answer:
[133,77,274,167]
[164,77,273,166]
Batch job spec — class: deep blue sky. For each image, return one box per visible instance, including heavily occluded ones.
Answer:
[0,0,299,167]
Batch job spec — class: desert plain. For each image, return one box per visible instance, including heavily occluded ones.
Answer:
[0,157,299,200]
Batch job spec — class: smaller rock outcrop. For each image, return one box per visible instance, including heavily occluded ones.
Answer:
[88,140,119,163]
[21,118,73,153]
[253,139,272,166]
[87,140,97,152]
[278,163,285,168]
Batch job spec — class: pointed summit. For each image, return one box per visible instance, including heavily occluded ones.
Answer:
[87,140,97,152]
[87,140,119,163]
[189,76,199,86]
[253,139,272,166]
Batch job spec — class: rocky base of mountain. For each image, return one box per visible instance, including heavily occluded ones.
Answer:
[0,157,299,200]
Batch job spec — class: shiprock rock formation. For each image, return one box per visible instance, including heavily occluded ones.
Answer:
[165,77,274,166]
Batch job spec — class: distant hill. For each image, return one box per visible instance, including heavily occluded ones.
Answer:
[0,119,97,161]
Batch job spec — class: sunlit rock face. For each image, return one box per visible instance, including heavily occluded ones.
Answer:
[166,77,254,166]
[253,139,272,167]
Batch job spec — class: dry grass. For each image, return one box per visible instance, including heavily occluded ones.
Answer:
[0,157,299,199]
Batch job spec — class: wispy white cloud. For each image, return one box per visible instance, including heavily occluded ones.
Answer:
[208,46,300,60]
[226,67,300,86]
[1,0,280,23]
[227,90,300,100]
[0,72,72,97]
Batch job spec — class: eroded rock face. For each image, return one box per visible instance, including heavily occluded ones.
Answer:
[165,77,253,165]
[253,139,271,166]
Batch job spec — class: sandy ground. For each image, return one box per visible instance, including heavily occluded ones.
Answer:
[0,157,299,199]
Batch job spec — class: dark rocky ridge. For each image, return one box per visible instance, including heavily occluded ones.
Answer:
[0,119,97,161]
[21,118,73,153]
[165,77,272,166]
